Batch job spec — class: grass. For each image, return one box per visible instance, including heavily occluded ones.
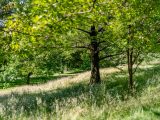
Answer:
[0,62,160,119]
[0,72,77,89]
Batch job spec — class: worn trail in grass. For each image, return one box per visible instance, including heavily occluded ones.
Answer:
[0,68,120,97]
[1,61,160,120]
[1,61,159,97]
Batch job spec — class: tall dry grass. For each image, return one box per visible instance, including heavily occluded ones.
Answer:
[0,62,160,120]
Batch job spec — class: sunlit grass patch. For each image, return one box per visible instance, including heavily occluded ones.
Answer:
[0,62,160,119]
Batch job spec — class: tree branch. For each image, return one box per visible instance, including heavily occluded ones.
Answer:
[71,45,89,49]
[114,66,125,72]
[75,28,90,34]
[100,52,124,61]
[132,51,141,65]
[98,27,105,33]
[133,59,144,74]
[38,44,90,49]
[98,40,106,45]
[98,46,108,52]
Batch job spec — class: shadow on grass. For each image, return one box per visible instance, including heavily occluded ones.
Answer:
[1,64,160,118]
[103,63,160,96]
[135,64,160,91]
[0,74,76,89]
[0,69,87,89]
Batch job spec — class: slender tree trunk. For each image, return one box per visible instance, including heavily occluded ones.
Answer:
[127,25,134,91]
[127,48,133,90]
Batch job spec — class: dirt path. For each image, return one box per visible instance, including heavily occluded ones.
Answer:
[0,68,120,97]
[1,60,159,97]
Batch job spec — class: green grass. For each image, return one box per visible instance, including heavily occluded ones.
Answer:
[0,73,76,89]
[0,63,160,120]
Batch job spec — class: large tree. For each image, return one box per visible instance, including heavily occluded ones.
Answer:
[5,0,122,84]
[4,0,160,85]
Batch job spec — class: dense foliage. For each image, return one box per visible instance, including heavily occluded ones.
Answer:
[0,0,160,87]
[0,1,160,119]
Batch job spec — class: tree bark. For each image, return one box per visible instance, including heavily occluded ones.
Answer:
[89,25,101,84]
[90,41,101,84]
[127,48,133,90]
[127,25,134,91]
[76,25,101,84]
[27,72,32,85]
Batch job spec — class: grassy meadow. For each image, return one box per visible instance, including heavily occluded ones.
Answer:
[0,60,160,120]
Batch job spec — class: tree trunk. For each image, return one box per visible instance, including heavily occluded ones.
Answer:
[89,25,101,84]
[127,48,133,90]
[27,72,32,84]
[127,25,134,91]
[90,41,101,84]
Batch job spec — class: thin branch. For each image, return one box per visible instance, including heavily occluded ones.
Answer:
[98,40,106,45]
[102,38,125,51]
[37,44,89,49]
[98,27,105,33]
[40,46,63,49]
[100,52,124,61]
[133,59,144,74]
[75,28,90,34]
[72,42,90,49]
[114,66,125,72]
[71,46,89,49]
[132,51,141,65]
[98,46,108,52]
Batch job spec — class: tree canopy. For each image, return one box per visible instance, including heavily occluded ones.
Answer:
[0,0,160,86]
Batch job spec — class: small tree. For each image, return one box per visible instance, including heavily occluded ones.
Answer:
[111,0,160,91]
